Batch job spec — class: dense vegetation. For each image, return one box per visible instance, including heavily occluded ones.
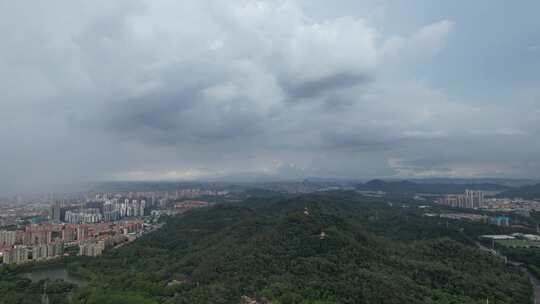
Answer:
[0,265,74,304]
[500,247,540,278]
[0,191,533,303]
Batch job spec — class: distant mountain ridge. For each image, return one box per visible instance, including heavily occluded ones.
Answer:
[498,183,540,199]
[406,178,538,187]
[356,179,511,195]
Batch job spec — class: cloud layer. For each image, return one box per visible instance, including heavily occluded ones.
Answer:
[1,0,539,194]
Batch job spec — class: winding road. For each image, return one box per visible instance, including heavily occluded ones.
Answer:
[473,240,539,304]
[527,270,540,304]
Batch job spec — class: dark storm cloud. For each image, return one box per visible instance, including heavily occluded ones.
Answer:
[1,0,540,195]
[282,72,373,99]
[100,91,265,145]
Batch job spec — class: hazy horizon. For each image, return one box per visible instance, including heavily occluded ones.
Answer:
[1,0,540,195]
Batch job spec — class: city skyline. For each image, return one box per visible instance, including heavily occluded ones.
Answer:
[1,0,540,196]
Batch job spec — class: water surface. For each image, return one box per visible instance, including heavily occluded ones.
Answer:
[21,265,88,287]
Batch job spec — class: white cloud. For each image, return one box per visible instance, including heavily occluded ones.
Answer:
[412,19,454,51]
[282,16,378,89]
[381,19,454,61]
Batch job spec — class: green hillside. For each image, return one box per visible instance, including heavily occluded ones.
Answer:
[1,192,533,303]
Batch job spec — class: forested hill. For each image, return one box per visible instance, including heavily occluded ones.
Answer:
[1,192,533,304]
[356,179,510,195]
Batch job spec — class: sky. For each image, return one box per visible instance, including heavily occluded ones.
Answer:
[1,0,539,194]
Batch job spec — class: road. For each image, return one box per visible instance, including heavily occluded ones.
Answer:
[473,240,539,304]
[527,270,540,304]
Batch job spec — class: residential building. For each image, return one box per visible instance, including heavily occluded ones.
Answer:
[438,190,485,209]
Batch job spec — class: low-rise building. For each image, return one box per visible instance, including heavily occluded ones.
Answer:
[489,216,510,227]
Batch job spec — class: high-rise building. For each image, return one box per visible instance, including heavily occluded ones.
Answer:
[50,201,61,222]
[28,242,64,262]
[439,190,485,209]
[31,244,47,261]
[103,200,119,222]
[79,240,105,257]
[47,242,64,258]
[65,209,102,224]
[62,226,77,242]
[77,225,89,241]
[0,230,17,247]
[23,226,52,245]
[465,190,484,208]
[2,246,29,265]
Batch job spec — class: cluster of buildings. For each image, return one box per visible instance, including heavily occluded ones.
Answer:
[0,224,66,264]
[481,198,540,216]
[158,200,211,216]
[438,190,485,209]
[173,189,228,199]
[102,199,146,221]
[426,212,511,227]
[0,186,229,229]
[65,208,102,224]
[0,187,223,266]
[0,220,144,265]
[93,188,228,208]
[173,200,210,213]
[436,191,540,229]
[52,199,147,224]
[79,233,128,257]
[488,216,510,227]
[437,190,540,218]
[2,242,65,264]
[1,224,57,247]
[437,213,487,221]
[480,233,540,248]
[1,201,48,227]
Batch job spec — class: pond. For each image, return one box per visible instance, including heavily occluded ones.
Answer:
[21,265,88,287]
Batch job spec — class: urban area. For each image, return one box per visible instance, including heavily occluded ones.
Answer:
[0,188,223,265]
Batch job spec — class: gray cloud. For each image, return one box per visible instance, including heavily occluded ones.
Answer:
[282,72,373,99]
[1,0,540,195]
